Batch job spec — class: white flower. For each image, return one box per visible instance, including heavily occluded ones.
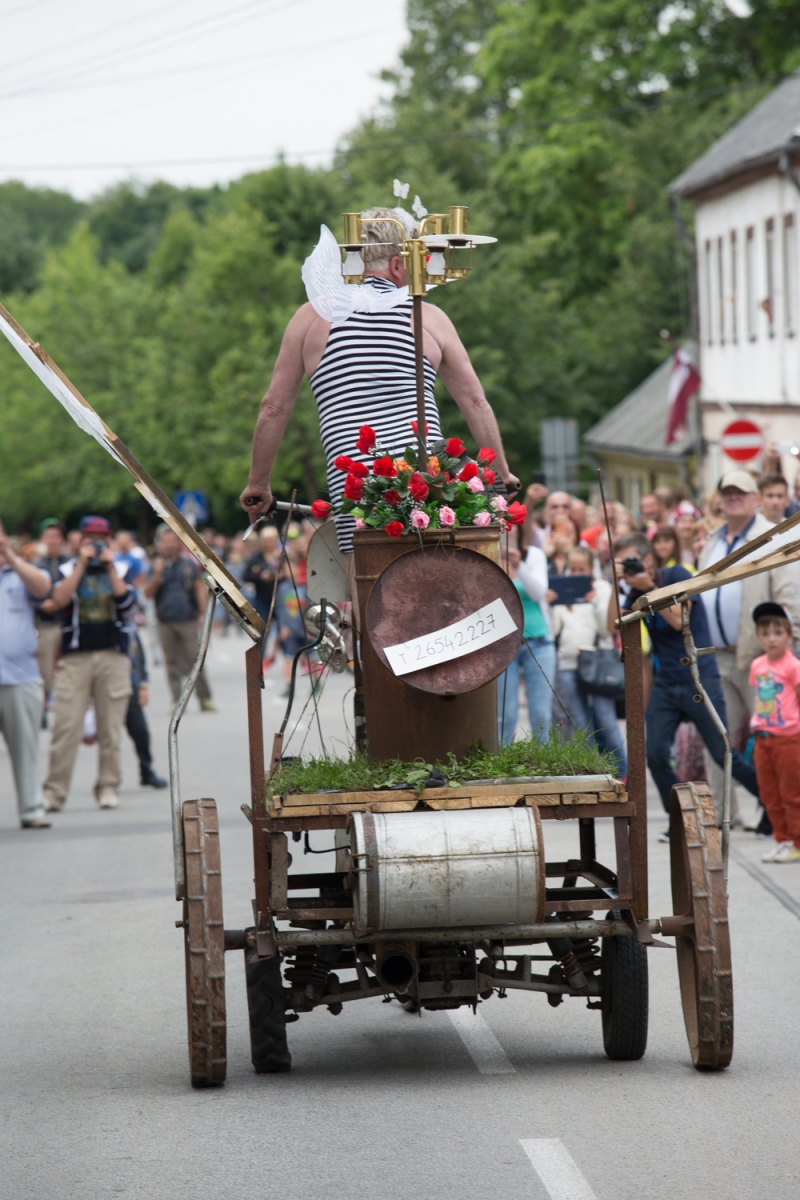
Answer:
[393,179,410,199]
[412,195,428,219]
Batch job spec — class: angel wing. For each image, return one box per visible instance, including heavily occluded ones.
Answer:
[301,225,347,322]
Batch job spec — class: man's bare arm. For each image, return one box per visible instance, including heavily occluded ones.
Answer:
[425,306,520,493]
[240,303,317,517]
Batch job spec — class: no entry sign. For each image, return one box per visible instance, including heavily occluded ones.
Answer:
[721,419,764,462]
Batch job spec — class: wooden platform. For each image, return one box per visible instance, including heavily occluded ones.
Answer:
[267,775,628,818]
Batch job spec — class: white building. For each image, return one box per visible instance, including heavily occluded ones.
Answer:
[670,72,800,493]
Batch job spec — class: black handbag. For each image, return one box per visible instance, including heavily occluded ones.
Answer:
[577,645,626,700]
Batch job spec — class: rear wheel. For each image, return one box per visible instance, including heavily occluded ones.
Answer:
[670,782,733,1070]
[182,799,226,1087]
[601,911,648,1061]
[245,942,292,1073]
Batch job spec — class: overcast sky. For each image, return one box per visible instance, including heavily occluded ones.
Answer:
[0,0,408,199]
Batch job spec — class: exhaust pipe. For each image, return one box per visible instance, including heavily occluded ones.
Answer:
[375,942,418,991]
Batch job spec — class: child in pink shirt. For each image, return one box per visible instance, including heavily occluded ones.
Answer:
[749,602,800,863]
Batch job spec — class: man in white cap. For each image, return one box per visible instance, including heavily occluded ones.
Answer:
[698,469,800,829]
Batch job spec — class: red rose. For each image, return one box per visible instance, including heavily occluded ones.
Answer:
[334,455,355,473]
[343,474,364,501]
[311,499,332,518]
[382,489,402,506]
[349,461,369,478]
[410,419,430,435]
[458,462,479,481]
[356,425,376,454]
[482,468,496,484]
[506,501,527,525]
[373,456,397,478]
[446,437,466,457]
[385,521,405,538]
[477,447,497,464]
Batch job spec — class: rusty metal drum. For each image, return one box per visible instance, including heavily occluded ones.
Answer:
[349,807,545,931]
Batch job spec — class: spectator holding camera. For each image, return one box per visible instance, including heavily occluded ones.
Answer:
[42,516,135,812]
[610,531,759,841]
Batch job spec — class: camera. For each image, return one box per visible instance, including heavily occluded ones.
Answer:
[620,556,645,576]
[84,540,109,572]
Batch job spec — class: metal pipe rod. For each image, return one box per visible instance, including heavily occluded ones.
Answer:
[412,292,428,472]
[681,602,731,883]
[170,585,217,900]
[274,918,632,947]
[476,972,601,997]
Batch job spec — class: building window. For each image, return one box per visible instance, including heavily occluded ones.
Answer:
[765,217,776,337]
[717,235,725,344]
[729,230,738,343]
[746,226,757,340]
[704,238,713,345]
[785,214,797,337]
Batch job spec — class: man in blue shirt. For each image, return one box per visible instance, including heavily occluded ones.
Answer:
[0,520,52,827]
[613,532,758,841]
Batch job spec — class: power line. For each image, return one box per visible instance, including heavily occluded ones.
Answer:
[0,0,291,103]
[2,24,392,99]
[0,75,779,174]
[0,0,193,78]
[0,0,58,23]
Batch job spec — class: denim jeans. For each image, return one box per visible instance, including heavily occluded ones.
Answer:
[645,675,759,813]
[497,637,557,746]
[555,668,628,778]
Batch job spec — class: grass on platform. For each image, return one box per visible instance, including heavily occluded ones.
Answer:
[269,729,617,796]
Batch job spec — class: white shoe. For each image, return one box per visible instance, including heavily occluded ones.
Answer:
[762,840,793,862]
[97,787,119,809]
[774,843,800,864]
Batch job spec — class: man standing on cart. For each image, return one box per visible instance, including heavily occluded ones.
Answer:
[240,207,519,551]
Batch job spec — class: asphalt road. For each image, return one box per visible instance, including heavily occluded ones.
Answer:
[2,630,799,1200]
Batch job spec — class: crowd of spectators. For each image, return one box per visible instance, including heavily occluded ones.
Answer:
[498,465,800,856]
[0,514,316,827]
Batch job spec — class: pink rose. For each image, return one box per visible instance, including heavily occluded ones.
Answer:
[472,511,491,526]
[466,476,485,493]
[439,506,456,527]
[354,517,366,530]
[411,509,430,530]
[490,495,507,512]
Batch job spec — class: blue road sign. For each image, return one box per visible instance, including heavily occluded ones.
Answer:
[174,490,209,526]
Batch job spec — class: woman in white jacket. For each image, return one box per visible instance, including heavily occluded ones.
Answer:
[549,546,627,777]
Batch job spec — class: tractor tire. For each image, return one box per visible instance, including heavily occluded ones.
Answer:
[245,941,292,1074]
[601,911,649,1061]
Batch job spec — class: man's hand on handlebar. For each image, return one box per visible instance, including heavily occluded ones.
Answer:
[240,483,273,518]
[502,473,521,498]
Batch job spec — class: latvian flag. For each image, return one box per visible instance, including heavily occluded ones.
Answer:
[665,347,701,446]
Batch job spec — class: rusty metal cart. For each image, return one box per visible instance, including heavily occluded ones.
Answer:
[0,223,738,1092]
[172,521,735,1087]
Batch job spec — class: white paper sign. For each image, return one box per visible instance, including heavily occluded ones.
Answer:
[383,597,518,677]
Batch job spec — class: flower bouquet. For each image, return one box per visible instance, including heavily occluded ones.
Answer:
[310,424,526,538]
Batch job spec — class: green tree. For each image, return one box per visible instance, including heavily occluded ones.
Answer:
[0,181,84,293]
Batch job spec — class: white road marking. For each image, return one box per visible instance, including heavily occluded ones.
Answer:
[520,1139,597,1200]
[446,1007,516,1074]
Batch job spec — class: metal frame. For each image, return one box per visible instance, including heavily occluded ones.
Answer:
[170,585,218,900]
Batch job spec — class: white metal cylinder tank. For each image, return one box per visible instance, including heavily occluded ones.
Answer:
[348,807,544,931]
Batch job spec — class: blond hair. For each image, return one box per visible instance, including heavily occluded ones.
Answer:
[360,207,418,269]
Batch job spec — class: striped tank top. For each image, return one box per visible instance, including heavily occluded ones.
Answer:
[309,277,441,553]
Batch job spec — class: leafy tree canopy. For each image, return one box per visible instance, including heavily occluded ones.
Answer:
[0,0,792,532]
